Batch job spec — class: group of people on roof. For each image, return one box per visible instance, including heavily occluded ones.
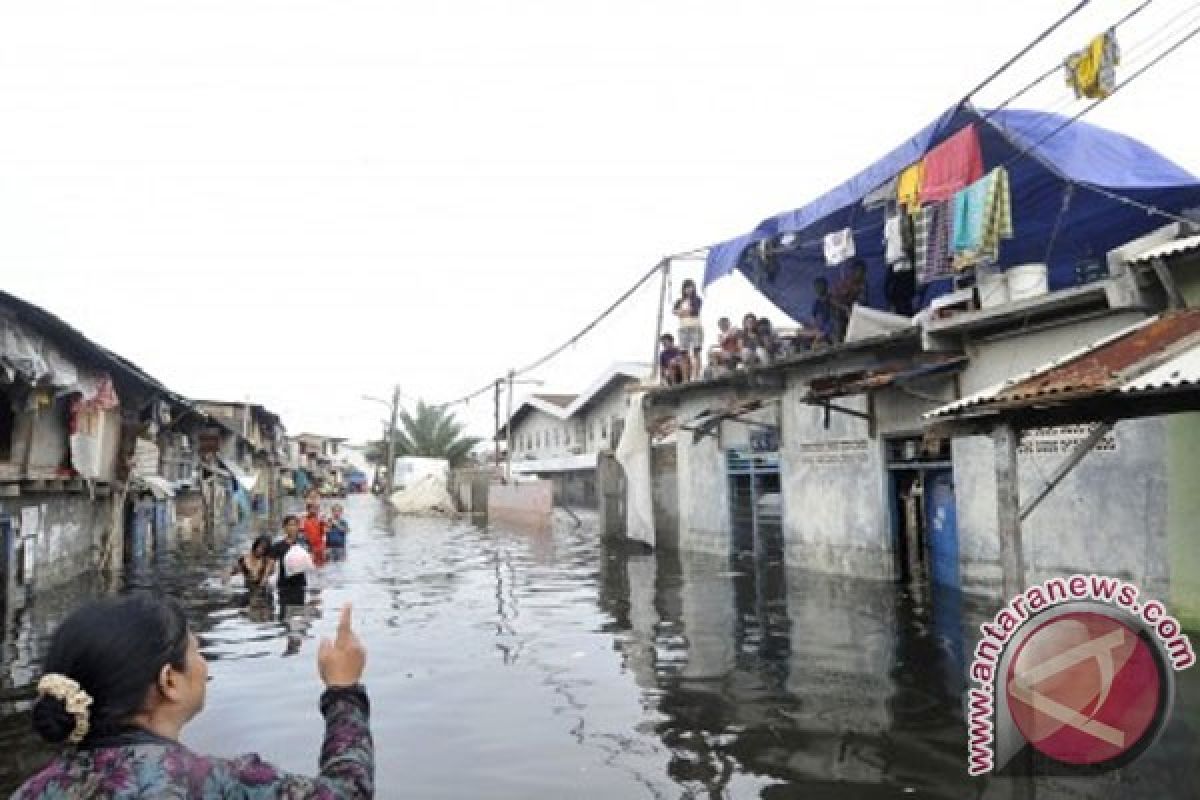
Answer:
[657,265,873,386]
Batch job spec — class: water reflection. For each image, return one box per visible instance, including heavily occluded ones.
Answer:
[1,496,1198,798]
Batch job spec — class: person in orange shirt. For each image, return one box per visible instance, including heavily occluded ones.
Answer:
[301,494,327,566]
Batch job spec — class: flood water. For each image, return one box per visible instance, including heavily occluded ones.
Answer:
[2,494,1198,798]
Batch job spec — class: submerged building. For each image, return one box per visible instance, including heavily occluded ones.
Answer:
[617,105,1200,626]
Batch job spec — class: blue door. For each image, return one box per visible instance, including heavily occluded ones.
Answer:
[926,470,959,589]
[1,515,13,596]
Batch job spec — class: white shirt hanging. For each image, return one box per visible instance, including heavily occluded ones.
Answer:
[823,228,856,266]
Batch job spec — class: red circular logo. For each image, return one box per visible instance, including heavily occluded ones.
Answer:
[1005,611,1164,765]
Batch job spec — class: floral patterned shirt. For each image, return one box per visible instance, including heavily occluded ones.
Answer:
[11,686,373,799]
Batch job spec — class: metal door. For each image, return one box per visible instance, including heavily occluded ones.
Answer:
[925,469,959,589]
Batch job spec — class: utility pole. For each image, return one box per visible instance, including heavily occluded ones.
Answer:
[384,384,400,498]
[651,259,670,382]
[493,379,502,471]
[505,370,515,482]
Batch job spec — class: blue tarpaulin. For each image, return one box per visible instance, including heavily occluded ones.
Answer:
[703,104,1200,323]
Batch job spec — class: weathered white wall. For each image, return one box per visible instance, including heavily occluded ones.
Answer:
[580,386,634,454]
[511,409,570,459]
[1,493,118,590]
[948,312,1167,594]
[954,418,1169,595]
[780,383,894,579]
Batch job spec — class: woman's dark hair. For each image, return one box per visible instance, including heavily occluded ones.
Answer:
[681,279,698,295]
[251,534,272,556]
[31,592,189,744]
[282,514,299,526]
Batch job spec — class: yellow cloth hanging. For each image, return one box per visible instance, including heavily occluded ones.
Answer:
[1065,29,1119,100]
[896,161,925,210]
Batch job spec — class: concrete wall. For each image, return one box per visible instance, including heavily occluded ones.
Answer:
[954,419,1169,594]
[780,384,894,579]
[1167,258,1200,627]
[951,312,1170,594]
[488,480,553,529]
[662,388,758,557]
[0,492,118,591]
[1167,413,1200,628]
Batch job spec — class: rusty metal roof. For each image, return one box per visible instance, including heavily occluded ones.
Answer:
[806,354,968,401]
[927,309,1200,420]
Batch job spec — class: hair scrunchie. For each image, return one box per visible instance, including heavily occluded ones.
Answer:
[37,673,93,744]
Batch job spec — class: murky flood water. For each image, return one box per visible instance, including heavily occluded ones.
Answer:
[2,494,1198,798]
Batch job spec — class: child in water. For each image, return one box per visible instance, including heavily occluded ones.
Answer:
[326,504,350,561]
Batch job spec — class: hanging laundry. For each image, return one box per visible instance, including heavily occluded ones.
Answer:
[952,173,991,258]
[919,125,983,204]
[1065,29,1119,100]
[980,167,1013,263]
[951,167,1014,268]
[862,176,898,210]
[914,201,954,285]
[823,228,856,266]
[896,162,925,210]
[884,214,906,264]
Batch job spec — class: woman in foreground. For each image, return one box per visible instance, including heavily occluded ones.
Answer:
[12,592,372,798]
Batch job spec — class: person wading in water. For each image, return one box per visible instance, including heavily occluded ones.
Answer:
[12,592,372,798]
[270,514,313,608]
[228,534,276,591]
[301,494,328,567]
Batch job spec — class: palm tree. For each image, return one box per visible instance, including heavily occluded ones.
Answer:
[368,400,481,468]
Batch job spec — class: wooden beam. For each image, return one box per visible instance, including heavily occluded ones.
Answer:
[994,424,1025,599]
[1020,422,1112,521]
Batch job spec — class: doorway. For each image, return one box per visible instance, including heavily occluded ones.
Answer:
[651,443,679,549]
[885,435,958,588]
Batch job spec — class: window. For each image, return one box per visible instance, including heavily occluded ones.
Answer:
[601,420,608,440]
[588,421,594,442]
[553,429,560,447]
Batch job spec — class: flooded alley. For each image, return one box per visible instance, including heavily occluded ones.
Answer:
[2,495,1198,798]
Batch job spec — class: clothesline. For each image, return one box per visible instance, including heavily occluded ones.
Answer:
[434,5,1200,417]
[731,13,1200,267]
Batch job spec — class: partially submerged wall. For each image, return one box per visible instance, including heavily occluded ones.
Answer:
[780,387,893,580]
[1,492,118,592]
[954,419,1169,595]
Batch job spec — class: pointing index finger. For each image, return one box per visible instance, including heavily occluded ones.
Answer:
[336,602,354,641]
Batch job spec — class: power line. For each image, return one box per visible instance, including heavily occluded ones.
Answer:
[434,250,707,411]
[961,0,1093,103]
[984,0,1157,119]
[997,16,1200,226]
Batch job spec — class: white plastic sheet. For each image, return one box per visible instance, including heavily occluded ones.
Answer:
[614,391,655,548]
[389,473,457,515]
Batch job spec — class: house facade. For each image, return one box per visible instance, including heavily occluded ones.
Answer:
[502,363,648,508]
[623,226,1200,624]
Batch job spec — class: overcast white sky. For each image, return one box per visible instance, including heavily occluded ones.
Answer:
[3,0,1199,442]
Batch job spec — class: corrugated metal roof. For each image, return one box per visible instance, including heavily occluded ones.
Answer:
[1126,233,1200,265]
[1122,347,1200,393]
[926,309,1200,420]
[806,355,968,401]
